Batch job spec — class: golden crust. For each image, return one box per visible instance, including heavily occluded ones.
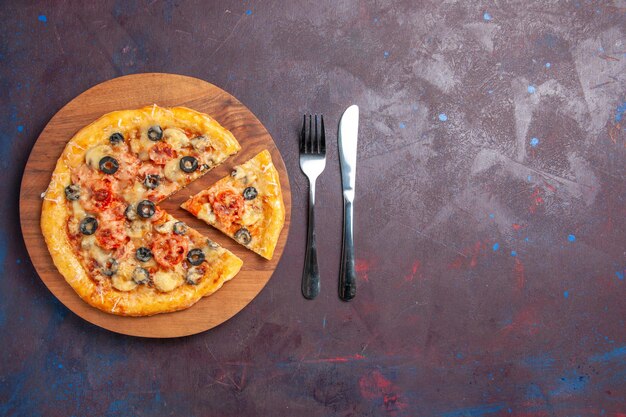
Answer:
[182,150,285,260]
[41,105,243,316]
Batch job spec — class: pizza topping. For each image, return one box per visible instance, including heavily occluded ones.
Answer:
[149,141,177,165]
[163,158,183,182]
[125,204,137,221]
[128,219,151,238]
[190,135,208,152]
[234,227,252,245]
[109,132,124,145]
[82,179,115,212]
[111,262,138,291]
[132,267,150,285]
[152,234,188,269]
[95,221,128,251]
[137,200,156,218]
[152,270,183,292]
[173,221,187,235]
[210,189,244,226]
[85,145,112,170]
[240,204,263,226]
[99,156,119,174]
[80,217,98,235]
[135,247,153,262]
[206,239,220,249]
[65,184,81,201]
[243,186,258,200]
[101,258,119,276]
[186,266,205,285]
[180,156,198,173]
[187,249,205,266]
[147,125,163,141]
[143,174,160,190]
[163,128,190,150]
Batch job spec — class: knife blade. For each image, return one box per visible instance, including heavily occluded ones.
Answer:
[338,105,359,301]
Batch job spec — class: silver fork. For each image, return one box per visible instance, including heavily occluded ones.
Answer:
[299,114,326,299]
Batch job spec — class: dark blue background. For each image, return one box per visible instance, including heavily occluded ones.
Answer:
[1,1,625,416]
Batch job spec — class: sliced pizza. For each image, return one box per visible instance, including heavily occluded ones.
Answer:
[41,105,243,316]
[181,150,285,260]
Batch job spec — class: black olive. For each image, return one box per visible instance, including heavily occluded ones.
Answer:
[101,258,118,276]
[132,267,150,284]
[173,222,187,235]
[79,217,98,235]
[243,186,258,200]
[99,156,119,174]
[125,204,137,221]
[234,228,251,245]
[147,125,163,141]
[179,156,198,173]
[65,184,80,201]
[136,200,156,218]
[143,174,160,189]
[186,249,205,266]
[206,239,219,249]
[135,247,153,262]
[200,164,210,171]
[109,132,124,145]
[230,169,238,177]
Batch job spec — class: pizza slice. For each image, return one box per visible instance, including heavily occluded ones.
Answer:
[181,150,285,260]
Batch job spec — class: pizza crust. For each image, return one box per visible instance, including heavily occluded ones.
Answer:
[41,105,243,316]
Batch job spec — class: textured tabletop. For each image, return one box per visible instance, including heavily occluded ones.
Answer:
[1,1,625,416]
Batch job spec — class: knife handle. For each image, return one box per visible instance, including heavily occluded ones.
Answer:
[302,180,320,299]
[339,199,356,301]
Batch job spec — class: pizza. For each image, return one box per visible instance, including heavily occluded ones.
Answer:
[181,150,285,260]
[41,105,243,316]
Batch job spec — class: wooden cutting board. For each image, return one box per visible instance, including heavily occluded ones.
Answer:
[19,73,291,338]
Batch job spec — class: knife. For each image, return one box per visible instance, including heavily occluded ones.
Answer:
[338,105,359,301]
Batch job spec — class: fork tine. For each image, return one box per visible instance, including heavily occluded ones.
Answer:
[311,114,320,153]
[300,115,306,153]
[307,114,312,153]
[320,115,326,153]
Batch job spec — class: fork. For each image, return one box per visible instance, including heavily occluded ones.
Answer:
[299,114,326,299]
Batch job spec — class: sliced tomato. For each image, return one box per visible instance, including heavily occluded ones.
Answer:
[95,220,128,251]
[209,189,244,226]
[151,234,188,269]
[149,142,177,165]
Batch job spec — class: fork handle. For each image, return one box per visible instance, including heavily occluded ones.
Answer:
[339,198,356,301]
[302,179,320,299]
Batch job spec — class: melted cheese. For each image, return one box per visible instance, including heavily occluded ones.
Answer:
[186,266,203,285]
[123,181,147,204]
[152,269,184,292]
[81,235,111,266]
[197,205,216,224]
[130,133,155,161]
[163,128,189,151]
[128,219,152,238]
[154,219,177,234]
[111,262,138,291]
[85,145,112,170]
[164,158,183,182]
[190,135,208,152]
[241,204,263,226]
[72,200,86,219]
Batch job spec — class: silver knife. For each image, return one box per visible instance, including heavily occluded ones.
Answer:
[338,105,359,301]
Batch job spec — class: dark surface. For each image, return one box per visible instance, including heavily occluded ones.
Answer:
[1,1,625,416]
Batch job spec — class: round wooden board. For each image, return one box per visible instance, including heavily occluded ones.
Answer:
[19,73,291,338]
